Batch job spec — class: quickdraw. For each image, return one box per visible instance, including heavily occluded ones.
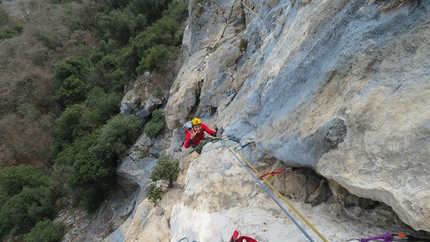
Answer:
[234,142,252,152]
[259,168,287,181]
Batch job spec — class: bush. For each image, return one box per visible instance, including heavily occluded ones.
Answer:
[80,88,121,130]
[0,165,50,198]
[144,108,165,138]
[52,76,91,107]
[0,187,54,236]
[53,104,84,154]
[163,0,188,23]
[90,114,141,161]
[129,0,172,24]
[149,153,179,188]
[54,56,92,84]
[132,17,181,54]
[137,44,172,73]
[147,183,163,206]
[0,29,20,39]
[94,9,137,45]
[24,219,64,242]
[0,166,56,238]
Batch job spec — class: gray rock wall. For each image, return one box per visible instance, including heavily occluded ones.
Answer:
[166,0,430,231]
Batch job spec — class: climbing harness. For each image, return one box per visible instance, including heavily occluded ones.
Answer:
[347,233,430,242]
[189,137,221,154]
[259,168,288,181]
[220,138,328,242]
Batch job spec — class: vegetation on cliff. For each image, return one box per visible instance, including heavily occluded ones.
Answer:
[0,0,188,240]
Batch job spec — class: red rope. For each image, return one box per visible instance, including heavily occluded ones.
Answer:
[259,168,286,180]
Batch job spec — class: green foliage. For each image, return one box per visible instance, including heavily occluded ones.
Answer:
[117,45,137,74]
[147,183,163,206]
[0,187,54,236]
[90,114,141,161]
[144,108,165,138]
[90,39,121,63]
[130,16,182,72]
[54,56,92,83]
[89,41,129,92]
[52,76,91,107]
[55,114,140,211]
[53,104,84,154]
[106,0,130,9]
[133,17,181,53]
[0,6,8,26]
[55,133,111,212]
[135,13,148,32]
[17,103,41,119]
[0,166,55,237]
[0,29,20,39]
[24,219,64,242]
[138,44,172,73]
[0,165,50,197]
[149,153,179,188]
[163,0,188,23]
[129,0,173,24]
[239,38,248,52]
[58,133,99,186]
[154,87,162,98]
[95,9,137,45]
[0,9,22,38]
[81,87,121,129]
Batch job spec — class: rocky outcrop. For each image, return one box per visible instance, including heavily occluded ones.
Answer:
[165,0,430,232]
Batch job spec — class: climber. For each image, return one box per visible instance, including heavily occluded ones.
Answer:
[184,117,218,154]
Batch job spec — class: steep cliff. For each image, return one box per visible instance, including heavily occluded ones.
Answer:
[79,0,430,241]
[165,0,430,233]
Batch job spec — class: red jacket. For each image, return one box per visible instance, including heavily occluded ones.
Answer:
[184,123,216,148]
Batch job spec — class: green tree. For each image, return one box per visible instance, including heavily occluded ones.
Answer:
[80,88,121,130]
[0,186,54,236]
[55,133,109,212]
[132,17,181,54]
[0,166,55,237]
[138,44,172,73]
[0,165,50,198]
[163,0,188,23]
[144,108,165,138]
[147,183,163,206]
[52,76,91,107]
[129,0,172,24]
[24,219,64,242]
[149,153,179,188]
[90,114,141,161]
[54,56,92,84]
[95,9,137,45]
[53,104,84,154]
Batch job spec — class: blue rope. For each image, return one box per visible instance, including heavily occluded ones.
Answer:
[221,139,315,242]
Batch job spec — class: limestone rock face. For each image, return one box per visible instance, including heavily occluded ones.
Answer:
[169,143,391,242]
[166,0,430,231]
